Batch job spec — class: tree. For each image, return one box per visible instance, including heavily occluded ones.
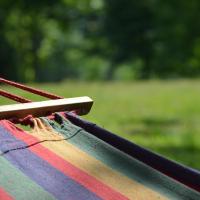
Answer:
[103,0,154,79]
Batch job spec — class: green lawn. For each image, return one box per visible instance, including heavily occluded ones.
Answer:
[1,80,200,170]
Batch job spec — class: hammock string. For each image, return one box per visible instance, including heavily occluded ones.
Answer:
[0,78,64,125]
[0,78,63,100]
[0,89,32,103]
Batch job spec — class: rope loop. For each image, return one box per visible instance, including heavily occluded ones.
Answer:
[10,115,34,126]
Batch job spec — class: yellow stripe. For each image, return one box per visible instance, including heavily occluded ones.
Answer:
[28,119,168,200]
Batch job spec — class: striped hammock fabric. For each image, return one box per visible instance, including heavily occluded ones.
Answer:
[0,113,200,200]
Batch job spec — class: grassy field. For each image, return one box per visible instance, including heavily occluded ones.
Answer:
[1,80,200,170]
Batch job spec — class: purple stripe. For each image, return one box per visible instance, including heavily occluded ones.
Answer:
[0,126,27,153]
[0,125,101,200]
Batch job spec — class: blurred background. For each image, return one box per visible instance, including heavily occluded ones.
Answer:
[1,0,200,170]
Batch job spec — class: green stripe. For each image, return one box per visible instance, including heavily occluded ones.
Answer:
[43,116,200,200]
[0,156,56,200]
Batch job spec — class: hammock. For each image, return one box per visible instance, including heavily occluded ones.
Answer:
[0,78,200,200]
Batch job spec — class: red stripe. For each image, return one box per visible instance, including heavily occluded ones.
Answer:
[0,188,13,200]
[1,121,128,200]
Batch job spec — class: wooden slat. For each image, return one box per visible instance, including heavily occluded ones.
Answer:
[0,96,93,120]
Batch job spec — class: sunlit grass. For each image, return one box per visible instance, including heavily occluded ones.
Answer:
[1,79,200,170]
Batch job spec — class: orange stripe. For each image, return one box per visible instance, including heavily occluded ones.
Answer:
[29,119,168,200]
[2,120,168,200]
[1,120,128,200]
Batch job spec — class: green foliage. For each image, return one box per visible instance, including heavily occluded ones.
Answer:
[79,56,108,80]
[114,65,135,81]
[114,59,144,80]
[2,0,200,81]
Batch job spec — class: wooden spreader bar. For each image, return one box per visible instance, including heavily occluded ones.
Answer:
[0,97,93,120]
[0,78,93,121]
